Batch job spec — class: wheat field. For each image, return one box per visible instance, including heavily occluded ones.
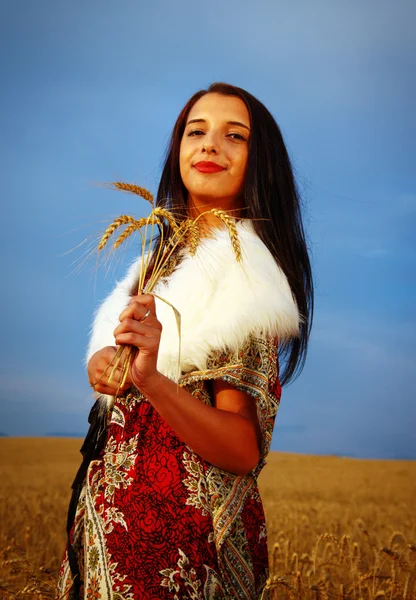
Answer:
[0,438,415,599]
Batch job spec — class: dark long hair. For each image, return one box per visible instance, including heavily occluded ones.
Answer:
[154,82,314,386]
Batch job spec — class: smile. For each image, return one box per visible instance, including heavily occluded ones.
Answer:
[193,161,225,174]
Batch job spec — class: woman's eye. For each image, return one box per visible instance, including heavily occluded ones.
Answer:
[188,129,204,136]
[228,133,246,141]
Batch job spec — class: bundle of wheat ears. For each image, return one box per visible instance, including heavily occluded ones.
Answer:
[94,182,243,399]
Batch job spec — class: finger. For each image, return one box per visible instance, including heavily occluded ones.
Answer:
[94,357,133,387]
[131,293,156,313]
[93,383,120,395]
[114,331,160,350]
[93,373,131,394]
[119,294,157,322]
[114,319,160,342]
[93,381,131,396]
[100,368,133,387]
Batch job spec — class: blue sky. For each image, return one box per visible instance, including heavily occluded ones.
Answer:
[1,0,415,458]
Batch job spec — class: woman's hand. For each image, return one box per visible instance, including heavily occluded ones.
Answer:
[110,293,260,475]
[113,294,162,391]
[88,346,133,396]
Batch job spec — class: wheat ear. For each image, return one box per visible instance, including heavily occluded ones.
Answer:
[195,209,242,262]
[212,210,242,262]
[98,215,140,250]
[111,182,154,205]
[185,219,200,256]
[112,217,153,249]
[113,223,140,249]
[153,207,181,234]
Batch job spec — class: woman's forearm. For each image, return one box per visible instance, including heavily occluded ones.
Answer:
[137,370,260,475]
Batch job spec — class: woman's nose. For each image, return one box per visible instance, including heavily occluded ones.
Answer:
[202,144,217,154]
[201,132,218,154]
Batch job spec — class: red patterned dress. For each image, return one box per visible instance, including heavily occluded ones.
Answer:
[57,336,281,600]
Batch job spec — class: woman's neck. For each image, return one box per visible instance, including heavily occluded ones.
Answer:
[186,195,246,231]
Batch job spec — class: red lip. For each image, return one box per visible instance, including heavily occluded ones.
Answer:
[193,161,225,173]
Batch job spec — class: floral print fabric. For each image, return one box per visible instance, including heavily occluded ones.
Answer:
[56,335,281,600]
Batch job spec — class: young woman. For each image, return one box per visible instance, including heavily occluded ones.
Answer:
[57,82,313,600]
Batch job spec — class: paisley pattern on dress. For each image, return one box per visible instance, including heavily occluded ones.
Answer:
[56,336,281,600]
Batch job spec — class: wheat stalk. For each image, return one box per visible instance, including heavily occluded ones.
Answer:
[143,217,190,291]
[290,552,299,572]
[262,576,297,600]
[295,570,303,597]
[340,534,350,563]
[94,207,185,395]
[311,581,329,600]
[272,542,281,574]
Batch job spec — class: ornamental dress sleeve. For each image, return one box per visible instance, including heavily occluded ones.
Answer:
[179,333,281,476]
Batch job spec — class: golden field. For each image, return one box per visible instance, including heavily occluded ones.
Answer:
[0,438,415,599]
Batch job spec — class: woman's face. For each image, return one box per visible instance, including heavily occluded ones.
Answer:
[179,93,251,212]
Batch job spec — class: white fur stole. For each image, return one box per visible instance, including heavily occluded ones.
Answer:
[87,220,301,406]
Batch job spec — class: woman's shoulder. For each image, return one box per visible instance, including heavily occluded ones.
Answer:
[173,219,300,341]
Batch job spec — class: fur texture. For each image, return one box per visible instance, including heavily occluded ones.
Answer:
[87,220,301,405]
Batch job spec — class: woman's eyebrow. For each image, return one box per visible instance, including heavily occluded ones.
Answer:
[228,120,251,131]
[186,118,251,131]
[186,118,206,126]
